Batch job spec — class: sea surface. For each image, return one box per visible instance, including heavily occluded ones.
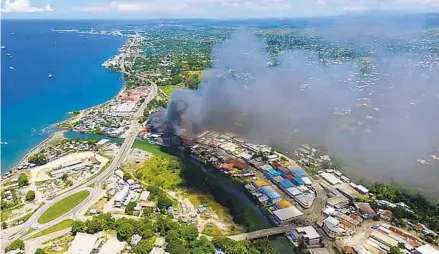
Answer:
[1,20,125,172]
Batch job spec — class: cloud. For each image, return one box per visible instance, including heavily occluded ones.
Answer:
[1,0,53,12]
[76,0,439,17]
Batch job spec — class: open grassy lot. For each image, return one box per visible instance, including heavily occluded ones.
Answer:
[202,223,224,237]
[30,219,73,239]
[133,141,177,159]
[187,191,234,223]
[161,85,182,97]
[38,190,89,224]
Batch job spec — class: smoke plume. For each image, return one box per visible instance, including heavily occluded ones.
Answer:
[160,15,439,195]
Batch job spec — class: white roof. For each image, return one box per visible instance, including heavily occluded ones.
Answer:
[320,172,342,185]
[296,226,321,240]
[416,244,439,254]
[67,233,98,254]
[97,139,110,145]
[273,206,303,221]
[149,247,166,254]
[286,187,302,196]
[98,237,125,254]
[139,190,150,201]
[302,176,312,185]
[355,185,369,194]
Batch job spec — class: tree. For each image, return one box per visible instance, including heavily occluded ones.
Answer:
[191,236,215,254]
[134,239,155,254]
[125,201,137,215]
[228,242,249,254]
[138,222,154,239]
[71,220,86,235]
[18,174,29,187]
[28,153,47,166]
[61,173,68,182]
[26,190,36,201]
[6,239,25,251]
[252,239,277,254]
[123,174,131,181]
[157,196,173,210]
[35,248,46,254]
[143,206,155,218]
[2,221,7,229]
[116,221,135,241]
[166,239,190,254]
[389,246,402,254]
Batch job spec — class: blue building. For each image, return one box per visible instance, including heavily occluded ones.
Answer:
[279,179,295,190]
[259,186,282,203]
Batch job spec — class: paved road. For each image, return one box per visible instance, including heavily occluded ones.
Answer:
[4,34,158,246]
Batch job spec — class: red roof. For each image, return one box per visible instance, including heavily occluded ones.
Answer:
[283,174,294,180]
[220,164,233,170]
[230,159,247,169]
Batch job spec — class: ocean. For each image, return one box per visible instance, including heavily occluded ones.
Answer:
[1,20,126,172]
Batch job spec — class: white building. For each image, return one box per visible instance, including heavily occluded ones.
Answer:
[113,102,136,116]
[355,185,369,194]
[415,244,439,254]
[320,172,342,185]
[296,226,321,245]
[322,216,341,237]
[272,206,304,225]
[114,185,129,207]
[67,233,98,254]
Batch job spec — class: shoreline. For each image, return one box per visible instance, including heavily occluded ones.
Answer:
[3,38,130,177]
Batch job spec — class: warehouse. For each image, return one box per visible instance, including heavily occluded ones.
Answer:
[320,172,342,185]
[285,187,302,197]
[114,185,129,207]
[259,186,282,203]
[279,179,295,190]
[272,206,304,225]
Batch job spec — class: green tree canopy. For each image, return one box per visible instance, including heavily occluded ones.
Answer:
[18,174,29,187]
[35,248,46,254]
[26,190,36,201]
[71,220,86,235]
[134,239,155,254]
[6,239,25,251]
[125,201,137,215]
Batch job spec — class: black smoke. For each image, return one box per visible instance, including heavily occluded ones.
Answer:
[159,16,439,196]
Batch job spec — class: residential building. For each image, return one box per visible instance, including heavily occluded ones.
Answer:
[272,206,304,225]
[296,226,322,245]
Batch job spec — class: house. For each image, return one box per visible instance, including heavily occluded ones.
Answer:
[131,234,142,246]
[296,226,322,245]
[96,139,110,148]
[355,185,369,194]
[272,206,304,225]
[415,244,439,254]
[259,186,282,203]
[327,195,349,209]
[67,233,99,254]
[114,186,129,207]
[322,216,343,237]
[356,203,376,219]
[377,209,392,220]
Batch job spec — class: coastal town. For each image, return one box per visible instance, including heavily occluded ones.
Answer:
[2,24,439,254]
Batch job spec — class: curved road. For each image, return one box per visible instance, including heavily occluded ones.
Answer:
[5,34,158,245]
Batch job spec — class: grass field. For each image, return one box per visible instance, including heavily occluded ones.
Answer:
[133,141,177,159]
[187,191,234,223]
[30,219,73,239]
[161,85,182,97]
[202,223,224,237]
[38,190,90,224]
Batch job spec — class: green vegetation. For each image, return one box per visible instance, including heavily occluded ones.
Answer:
[35,248,46,254]
[187,192,233,223]
[213,237,278,254]
[26,190,36,201]
[90,127,106,136]
[38,190,90,224]
[28,152,47,166]
[138,98,168,123]
[18,173,30,187]
[125,201,136,215]
[162,85,182,96]
[133,141,176,158]
[132,155,183,190]
[30,219,73,239]
[368,183,439,231]
[5,239,25,252]
[146,186,174,210]
[202,223,224,237]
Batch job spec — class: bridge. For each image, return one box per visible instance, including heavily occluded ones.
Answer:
[227,224,296,241]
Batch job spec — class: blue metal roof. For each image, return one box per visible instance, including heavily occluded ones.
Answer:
[259,186,282,200]
[279,179,294,189]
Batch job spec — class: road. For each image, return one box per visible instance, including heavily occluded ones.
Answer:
[227,224,298,241]
[3,34,158,247]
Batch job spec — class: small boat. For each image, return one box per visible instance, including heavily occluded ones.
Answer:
[9,66,15,71]
[48,73,53,78]
[6,53,12,58]
[1,45,6,50]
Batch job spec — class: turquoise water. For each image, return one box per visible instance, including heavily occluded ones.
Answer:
[1,20,125,172]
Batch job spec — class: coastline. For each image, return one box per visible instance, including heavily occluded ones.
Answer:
[3,38,129,178]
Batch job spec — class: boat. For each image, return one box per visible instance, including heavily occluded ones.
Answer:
[6,53,12,58]
[48,73,53,78]
[1,45,6,50]
[9,66,15,71]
